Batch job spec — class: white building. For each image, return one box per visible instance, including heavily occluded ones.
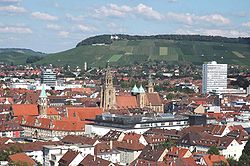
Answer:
[85,113,189,136]
[202,61,227,94]
[41,69,57,87]
[43,144,94,166]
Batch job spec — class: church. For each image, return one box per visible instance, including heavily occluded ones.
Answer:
[100,65,164,113]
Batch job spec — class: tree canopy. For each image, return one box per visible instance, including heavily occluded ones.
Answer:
[207,146,220,155]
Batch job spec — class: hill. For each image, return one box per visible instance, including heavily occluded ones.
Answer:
[38,34,250,67]
[0,48,45,64]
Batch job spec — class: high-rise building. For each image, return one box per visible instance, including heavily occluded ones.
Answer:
[202,61,227,94]
[41,69,56,87]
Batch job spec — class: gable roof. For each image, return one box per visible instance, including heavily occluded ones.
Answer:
[146,93,163,106]
[138,145,167,162]
[58,149,79,166]
[12,104,38,116]
[113,141,145,151]
[123,132,142,144]
[78,154,113,166]
[9,152,36,166]
[66,107,103,121]
[202,154,229,166]
[0,137,13,145]
[116,95,138,108]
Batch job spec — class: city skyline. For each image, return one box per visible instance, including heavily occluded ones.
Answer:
[0,0,250,53]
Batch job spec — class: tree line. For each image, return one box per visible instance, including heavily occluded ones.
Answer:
[76,34,250,46]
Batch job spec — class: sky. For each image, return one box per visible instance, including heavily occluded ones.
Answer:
[0,0,250,53]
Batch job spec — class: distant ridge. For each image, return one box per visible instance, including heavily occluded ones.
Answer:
[1,34,250,66]
[76,34,250,47]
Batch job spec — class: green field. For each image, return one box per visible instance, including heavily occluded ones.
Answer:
[109,54,123,62]
[1,38,250,67]
[36,39,250,67]
[159,47,168,56]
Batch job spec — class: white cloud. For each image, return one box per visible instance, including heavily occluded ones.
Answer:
[58,31,69,38]
[135,3,163,20]
[0,26,32,33]
[0,5,26,13]
[46,24,61,30]
[66,13,84,21]
[166,12,230,25]
[0,0,21,2]
[176,28,248,37]
[78,24,97,32]
[94,3,132,18]
[242,22,250,28]
[31,12,58,21]
[199,14,230,25]
[94,3,163,21]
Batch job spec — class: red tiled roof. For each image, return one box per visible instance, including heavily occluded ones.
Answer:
[113,141,145,151]
[0,137,13,145]
[66,107,103,121]
[12,104,38,116]
[9,152,36,165]
[47,107,59,115]
[52,120,85,131]
[79,154,112,166]
[203,154,229,166]
[58,149,79,166]
[146,93,163,106]
[123,132,142,144]
[116,95,138,108]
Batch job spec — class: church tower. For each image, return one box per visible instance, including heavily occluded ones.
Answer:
[38,84,48,116]
[100,63,116,110]
[148,74,154,93]
[138,85,146,108]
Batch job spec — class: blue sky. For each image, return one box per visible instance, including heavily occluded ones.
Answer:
[0,0,250,53]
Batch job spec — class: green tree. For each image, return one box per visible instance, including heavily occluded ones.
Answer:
[227,157,237,166]
[162,140,175,150]
[207,146,220,155]
[238,153,250,166]
[242,138,250,156]
[0,145,22,161]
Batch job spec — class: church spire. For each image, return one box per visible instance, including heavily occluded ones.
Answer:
[38,84,48,116]
[39,84,47,98]
[148,73,154,93]
[105,61,113,88]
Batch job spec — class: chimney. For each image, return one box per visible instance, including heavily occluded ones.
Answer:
[94,155,96,161]
[151,144,154,151]
[109,140,113,149]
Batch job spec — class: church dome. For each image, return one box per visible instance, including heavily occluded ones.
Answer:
[131,84,139,94]
[138,85,145,93]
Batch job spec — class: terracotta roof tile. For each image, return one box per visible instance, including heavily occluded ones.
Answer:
[78,154,112,166]
[12,104,38,116]
[116,96,138,108]
[9,152,36,165]
[146,93,163,106]
[202,154,229,166]
[58,149,79,166]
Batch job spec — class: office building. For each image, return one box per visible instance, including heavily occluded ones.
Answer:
[202,61,227,94]
[41,69,57,87]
